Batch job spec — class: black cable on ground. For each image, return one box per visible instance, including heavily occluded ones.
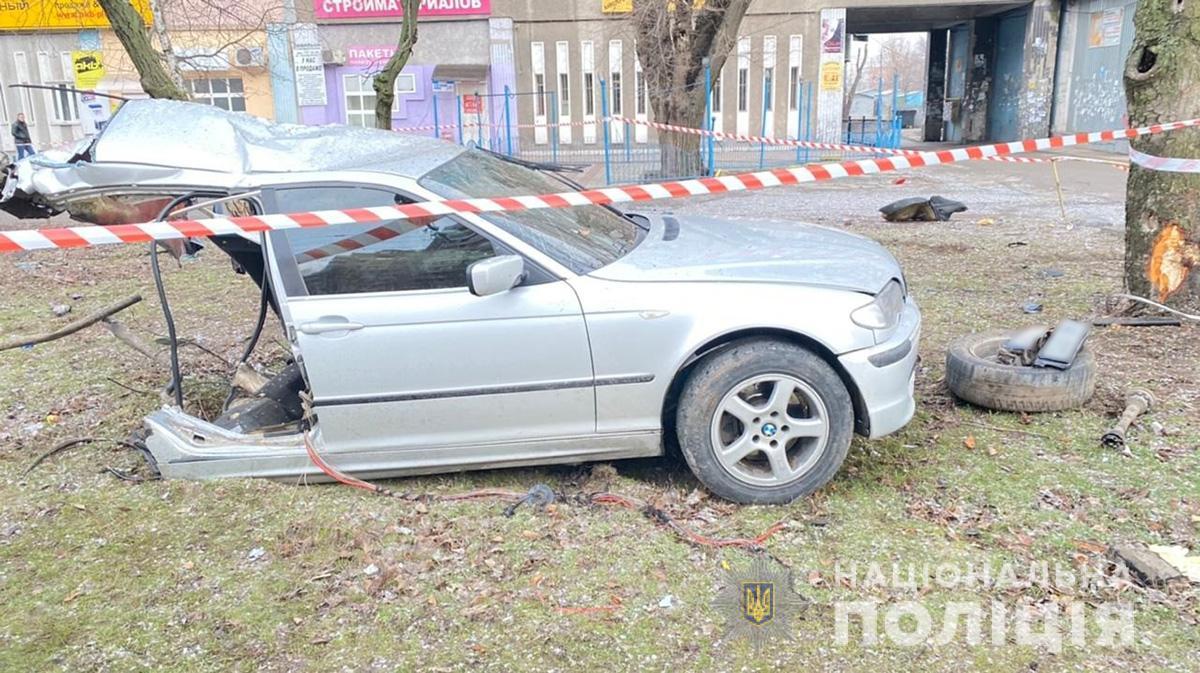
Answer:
[151,194,200,409]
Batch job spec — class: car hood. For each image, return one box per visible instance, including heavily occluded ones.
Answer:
[590,214,901,294]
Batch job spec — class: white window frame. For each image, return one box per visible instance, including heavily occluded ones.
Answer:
[581,40,596,144]
[341,74,376,127]
[633,53,647,143]
[609,39,624,142]
[761,36,777,138]
[555,41,572,144]
[395,73,417,95]
[14,52,35,124]
[735,37,750,134]
[48,52,80,125]
[787,35,803,138]
[531,41,547,145]
[187,76,247,113]
[710,68,723,133]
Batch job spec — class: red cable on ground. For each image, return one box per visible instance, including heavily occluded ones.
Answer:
[303,432,784,550]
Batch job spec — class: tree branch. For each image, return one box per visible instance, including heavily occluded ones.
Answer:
[0,295,143,352]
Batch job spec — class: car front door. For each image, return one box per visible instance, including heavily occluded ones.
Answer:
[262,184,596,459]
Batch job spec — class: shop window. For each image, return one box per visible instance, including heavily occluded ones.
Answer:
[583,72,595,116]
[343,74,377,128]
[763,66,774,111]
[50,84,79,123]
[737,67,748,113]
[187,77,246,112]
[634,58,646,116]
[395,73,417,95]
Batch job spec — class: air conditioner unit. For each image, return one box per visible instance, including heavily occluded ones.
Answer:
[232,47,265,68]
[322,49,346,66]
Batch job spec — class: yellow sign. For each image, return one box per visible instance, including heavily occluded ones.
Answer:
[602,0,702,12]
[820,61,843,91]
[72,51,105,89]
[0,0,152,30]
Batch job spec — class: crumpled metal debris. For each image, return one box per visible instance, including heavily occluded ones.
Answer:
[879,195,968,222]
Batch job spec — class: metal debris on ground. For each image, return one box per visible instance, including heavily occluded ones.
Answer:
[879,195,968,222]
[1107,544,1190,588]
[1100,389,1156,455]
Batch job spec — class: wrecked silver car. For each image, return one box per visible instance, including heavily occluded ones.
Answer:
[1,100,920,504]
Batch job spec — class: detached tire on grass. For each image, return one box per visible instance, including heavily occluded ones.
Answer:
[946,331,1096,412]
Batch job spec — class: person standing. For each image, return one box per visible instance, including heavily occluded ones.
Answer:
[11,113,34,159]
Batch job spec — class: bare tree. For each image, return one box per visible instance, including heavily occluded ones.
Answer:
[1123,0,1200,309]
[97,0,188,100]
[372,0,420,130]
[632,0,751,176]
[842,41,868,119]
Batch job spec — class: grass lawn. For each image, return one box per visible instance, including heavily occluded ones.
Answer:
[1,192,1197,672]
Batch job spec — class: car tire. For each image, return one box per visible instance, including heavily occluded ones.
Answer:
[945,331,1096,412]
[675,338,854,505]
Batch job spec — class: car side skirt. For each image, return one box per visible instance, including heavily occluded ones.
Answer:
[143,408,662,482]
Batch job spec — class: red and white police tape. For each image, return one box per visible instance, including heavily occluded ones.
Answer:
[1129,147,1200,173]
[1,117,1196,255]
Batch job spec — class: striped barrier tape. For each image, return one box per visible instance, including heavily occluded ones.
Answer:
[0,117,1196,254]
[611,115,1131,166]
[1129,147,1200,173]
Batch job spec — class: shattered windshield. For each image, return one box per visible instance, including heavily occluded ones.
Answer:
[419,150,639,274]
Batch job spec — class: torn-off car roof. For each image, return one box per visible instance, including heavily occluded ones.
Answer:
[90,99,466,178]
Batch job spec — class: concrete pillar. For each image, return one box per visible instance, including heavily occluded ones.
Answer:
[963,18,995,143]
[1017,0,1060,138]
[816,8,847,143]
[923,29,947,142]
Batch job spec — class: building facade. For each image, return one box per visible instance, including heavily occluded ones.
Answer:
[0,0,1139,158]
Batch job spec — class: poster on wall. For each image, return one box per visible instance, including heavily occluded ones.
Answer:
[820,61,843,91]
[315,0,491,21]
[292,22,327,107]
[1088,8,1123,48]
[294,46,327,106]
[820,14,845,54]
[71,51,105,89]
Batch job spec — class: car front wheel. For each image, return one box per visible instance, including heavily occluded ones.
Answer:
[676,338,854,504]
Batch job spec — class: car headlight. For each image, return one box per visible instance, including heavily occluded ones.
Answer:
[850,279,905,330]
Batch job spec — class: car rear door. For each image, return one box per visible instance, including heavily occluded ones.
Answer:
[261,184,596,457]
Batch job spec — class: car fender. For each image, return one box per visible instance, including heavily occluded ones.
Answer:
[568,275,876,433]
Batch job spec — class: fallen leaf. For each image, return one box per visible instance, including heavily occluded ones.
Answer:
[964,436,977,450]
[987,447,998,457]
[1073,540,1107,555]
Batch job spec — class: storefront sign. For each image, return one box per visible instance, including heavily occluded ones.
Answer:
[820,61,843,91]
[0,0,151,30]
[346,45,398,67]
[315,0,490,20]
[71,50,105,89]
[1088,8,1123,48]
[294,46,328,106]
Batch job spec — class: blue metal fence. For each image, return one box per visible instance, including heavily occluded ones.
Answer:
[391,70,908,186]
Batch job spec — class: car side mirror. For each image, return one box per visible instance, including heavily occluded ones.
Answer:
[467,255,525,297]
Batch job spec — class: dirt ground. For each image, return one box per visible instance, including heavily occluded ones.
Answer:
[1,149,1197,672]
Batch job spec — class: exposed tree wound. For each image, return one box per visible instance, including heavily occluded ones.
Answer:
[1123,0,1200,310]
[1147,223,1200,300]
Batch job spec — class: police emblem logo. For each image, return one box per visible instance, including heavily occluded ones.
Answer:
[715,557,805,646]
[742,581,774,625]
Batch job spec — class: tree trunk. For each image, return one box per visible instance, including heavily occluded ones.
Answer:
[633,0,751,178]
[97,0,188,100]
[1123,0,1200,310]
[843,45,868,119]
[148,0,186,92]
[372,0,420,130]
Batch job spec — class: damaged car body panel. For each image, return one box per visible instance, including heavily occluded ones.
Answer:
[2,100,921,503]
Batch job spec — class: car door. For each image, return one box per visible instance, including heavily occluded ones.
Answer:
[261,184,596,457]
